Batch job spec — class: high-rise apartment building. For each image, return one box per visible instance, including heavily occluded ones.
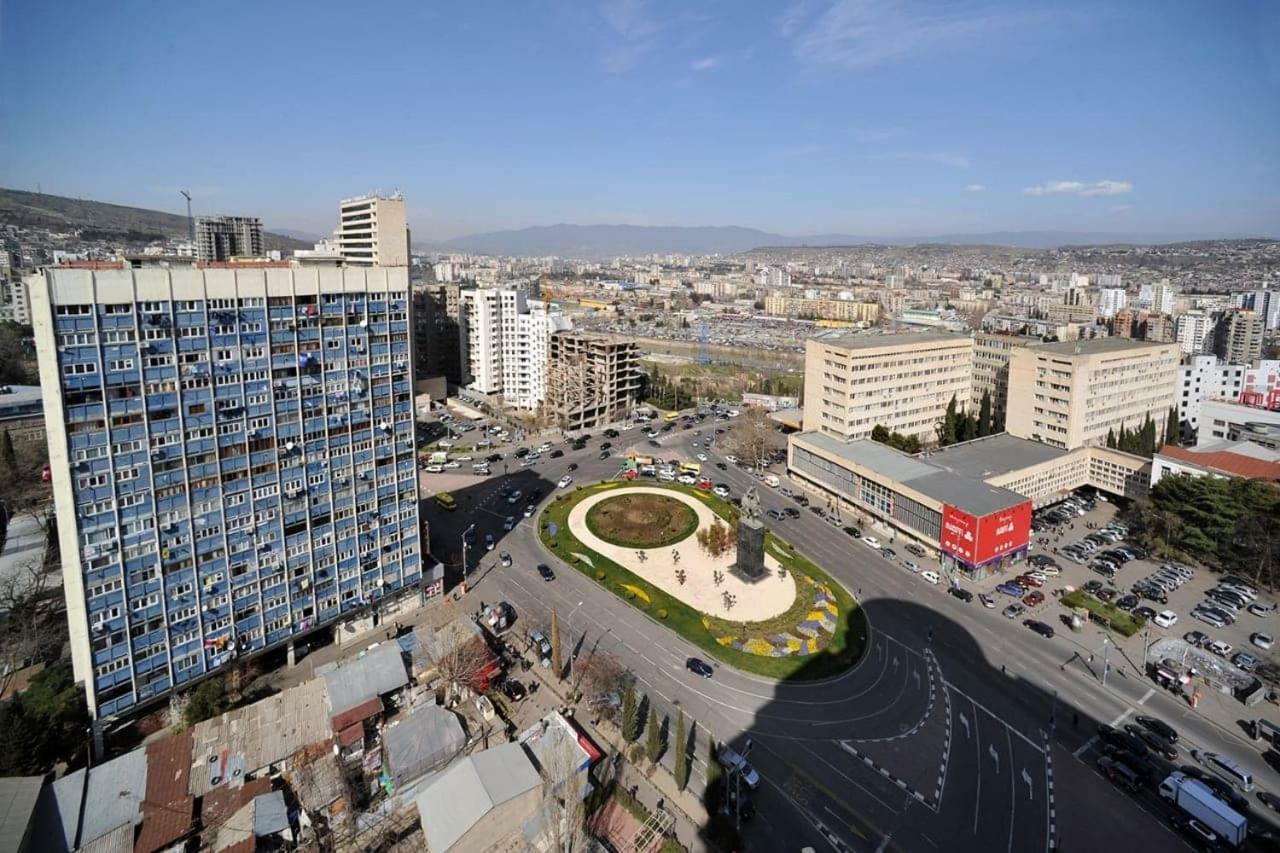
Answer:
[546,331,641,431]
[1096,288,1128,319]
[30,265,421,718]
[1151,279,1177,316]
[195,216,263,262]
[2,275,31,324]
[1233,289,1279,331]
[1112,307,1148,339]
[1144,314,1175,343]
[1213,309,1264,365]
[802,331,973,443]
[1005,338,1180,450]
[337,194,410,267]
[971,332,1041,428]
[1175,311,1214,355]
[459,288,570,409]
[1177,355,1247,439]
[413,283,464,386]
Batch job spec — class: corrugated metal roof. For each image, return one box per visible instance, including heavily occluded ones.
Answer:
[330,697,382,732]
[78,822,133,853]
[414,742,541,853]
[322,643,409,717]
[1157,443,1280,480]
[136,730,194,853]
[0,776,42,853]
[34,749,147,853]
[382,705,466,786]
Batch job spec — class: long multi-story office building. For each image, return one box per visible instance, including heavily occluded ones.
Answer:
[337,194,410,267]
[1005,338,1180,450]
[195,216,263,262]
[802,331,973,443]
[31,265,421,718]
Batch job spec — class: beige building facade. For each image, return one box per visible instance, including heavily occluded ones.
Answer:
[1005,338,1180,450]
[338,194,409,267]
[764,295,881,324]
[972,332,1041,426]
[803,331,973,442]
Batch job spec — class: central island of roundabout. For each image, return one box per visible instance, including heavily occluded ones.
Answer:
[539,481,865,679]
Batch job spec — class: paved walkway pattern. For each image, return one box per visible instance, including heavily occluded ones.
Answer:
[567,486,796,621]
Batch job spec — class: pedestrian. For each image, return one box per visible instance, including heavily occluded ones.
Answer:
[1072,712,1079,728]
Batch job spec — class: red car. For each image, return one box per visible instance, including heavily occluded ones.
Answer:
[621,469,638,480]
[1016,574,1044,588]
[1023,590,1045,608]
[697,477,713,490]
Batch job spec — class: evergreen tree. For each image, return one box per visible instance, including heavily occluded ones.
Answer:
[621,683,639,743]
[938,395,959,446]
[871,424,890,443]
[1106,427,1115,449]
[0,430,14,471]
[645,706,662,764]
[978,392,992,438]
[674,711,689,790]
[1165,407,1181,447]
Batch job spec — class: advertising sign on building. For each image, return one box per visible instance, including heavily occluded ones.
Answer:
[940,501,1031,567]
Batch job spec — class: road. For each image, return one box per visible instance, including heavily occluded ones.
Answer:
[421,418,1280,852]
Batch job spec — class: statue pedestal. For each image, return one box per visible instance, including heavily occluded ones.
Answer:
[734,516,767,581]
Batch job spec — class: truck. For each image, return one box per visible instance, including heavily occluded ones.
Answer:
[1157,772,1247,848]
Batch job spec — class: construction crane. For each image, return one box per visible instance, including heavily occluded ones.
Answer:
[179,190,193,242]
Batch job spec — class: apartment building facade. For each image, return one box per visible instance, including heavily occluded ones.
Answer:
[1177,355,1247,439]
[1176,311,1214,355]
[337,194,409,267]
[971,332,1041,427]
[546,331,641,431]
[413,282,464,386]
[459,288,570,409]
[195,216,263,262]
[763,294,881,324]
[1005,338,1180,450]
[1213,309,1264,365]
[802,331,973,443]
[31,265,421,718]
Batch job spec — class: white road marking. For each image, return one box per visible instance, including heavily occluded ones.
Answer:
[1071,736,1098,759]
[988,743,1000,774]
[1137,688,1154,705]
[942,679,1046,754]
[1021,767,1033,800]
[959,712,971,739]
[971,698,983,834]
[1006,728,1017,853]
[1110,708,1134,727]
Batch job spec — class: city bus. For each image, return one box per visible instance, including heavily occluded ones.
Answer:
[434,492,457,511]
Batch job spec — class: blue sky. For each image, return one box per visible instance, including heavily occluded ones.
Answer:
[2,0,1277,241]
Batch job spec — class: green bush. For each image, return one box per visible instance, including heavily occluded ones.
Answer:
[624,589,636,599]
[657,608,668,619]
[1061,590,1144,637]
[596,570,607,581]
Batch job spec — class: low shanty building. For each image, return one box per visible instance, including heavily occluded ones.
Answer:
[413,742,544,852]
[381,703,467,791]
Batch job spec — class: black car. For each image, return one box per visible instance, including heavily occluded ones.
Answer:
[486,452,503,463]
[648,439,662,447]
[808,505,824,515]
[1082,579,1105,594]
[603,429,619,438]
[949,587,974,603]
[783,507,800,519]
[1024,620,1055,638]
[1115,595,1139,611]
[567,462,578,471]
[529,488,544,501]
[716,461,727,470]
[550,449,564,458]
[1183,630,1209,647]
[514,447,530,458]
[500,679,527,702]
[1132,606,1157,621]
[536,563,555,581]
[1124,724,1178,760]
[880,548,896,559]
[843,526,862,538]
[793,495,809,507]
[600,442,612,450]
[686,657,714,678]
[599,450,611,460]
[1135,716,1178,744]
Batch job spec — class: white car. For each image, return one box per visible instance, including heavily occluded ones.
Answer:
[724,455,738,464]
[424,464,444,473]
[697,453,708,462]
[862,535,881,549]
[538,442,552,452]
[1252,632,1274,650]
[920,570,941,585]
[443,461,460,469]
[658,471,676,481]
[677,474,697,485]
[557,475,573,489]
[713,485,730,498]
[1207,640,1232,657]
[437,440,453,448]
[1153,610,1178,628]
[901,560,920,574]
[1025,570,1047,582]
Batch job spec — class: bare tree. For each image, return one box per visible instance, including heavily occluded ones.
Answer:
[722,407,785,468]
[0,558,58,696]
[574,650,627,705]
[538,735,591,853]
[431,621,496,698]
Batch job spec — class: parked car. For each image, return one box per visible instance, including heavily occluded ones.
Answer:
[1251,632,1274,650]
[978,593,996,608]
[1154,610,1178,628]
[949,587,974,602]
[1023,591,1045,608]
[861,535,881,549]
[921,570,940,585]
[1002,603,1026,619]
[1024,620,1054,638]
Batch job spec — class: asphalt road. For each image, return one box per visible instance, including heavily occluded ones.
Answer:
[421,419,1280,852]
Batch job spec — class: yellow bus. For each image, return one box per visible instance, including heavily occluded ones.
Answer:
[664,411,679,422]
[679,461,701,475]
[434,492,457,511]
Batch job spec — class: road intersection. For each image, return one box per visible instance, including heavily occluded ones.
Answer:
[421,420,1277,851]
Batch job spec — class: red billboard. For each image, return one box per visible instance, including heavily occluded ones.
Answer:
[941,501,1031,566]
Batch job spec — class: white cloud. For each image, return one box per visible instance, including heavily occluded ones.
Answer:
[785,0,1038,71]
[1024,179,1133,197]
[598,0,661,73]
[691,56,719,71]
[964,184,986,192]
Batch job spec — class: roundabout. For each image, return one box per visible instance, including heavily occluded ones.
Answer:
[539,480,865,679]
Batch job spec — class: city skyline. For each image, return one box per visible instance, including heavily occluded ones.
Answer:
[1,1,1277,242]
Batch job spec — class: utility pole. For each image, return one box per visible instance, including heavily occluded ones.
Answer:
[1102,635,1111,687]
[461,523,475,577]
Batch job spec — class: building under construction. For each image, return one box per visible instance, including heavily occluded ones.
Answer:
[195,214,263,261]
[546,331,641,432]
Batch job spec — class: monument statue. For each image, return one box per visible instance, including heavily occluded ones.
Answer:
[741,486,762,521]
[735,486,767,580]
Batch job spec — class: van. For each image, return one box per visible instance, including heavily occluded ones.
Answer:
[763,474,780,488]
[1196,750,1253,792]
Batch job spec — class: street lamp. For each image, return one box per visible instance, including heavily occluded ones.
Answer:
[567,600,584,684]
[461,523,476,577]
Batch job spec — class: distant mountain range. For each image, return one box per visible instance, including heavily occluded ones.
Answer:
[0,188,312,253]
[438,223,1243,258]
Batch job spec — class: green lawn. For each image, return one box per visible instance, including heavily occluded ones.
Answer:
[1061,590,1145,637]
[539,481,866,680]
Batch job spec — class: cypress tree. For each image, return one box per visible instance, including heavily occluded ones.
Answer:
[645,706,662,764]
[621,683,639,743]
[1106,427,1115,449]
[0,430,14,471]
[1165,407,1180,447]
[674,712,689,790]
[978,391,992,437]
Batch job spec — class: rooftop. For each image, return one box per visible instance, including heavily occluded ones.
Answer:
[1030,337,1171,356]
[1156,441,1280,481]
[413,742,542,853]
[0,776,42,853]
[382,704,467,786]
[809,329,969,352]
[34,747,146,852]
[794,432,1033,516]
[319,643,409,717]
[923,434,1067,480]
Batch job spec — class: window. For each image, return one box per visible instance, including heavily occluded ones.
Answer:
[56,305,92,316]
[63,362,98,376]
